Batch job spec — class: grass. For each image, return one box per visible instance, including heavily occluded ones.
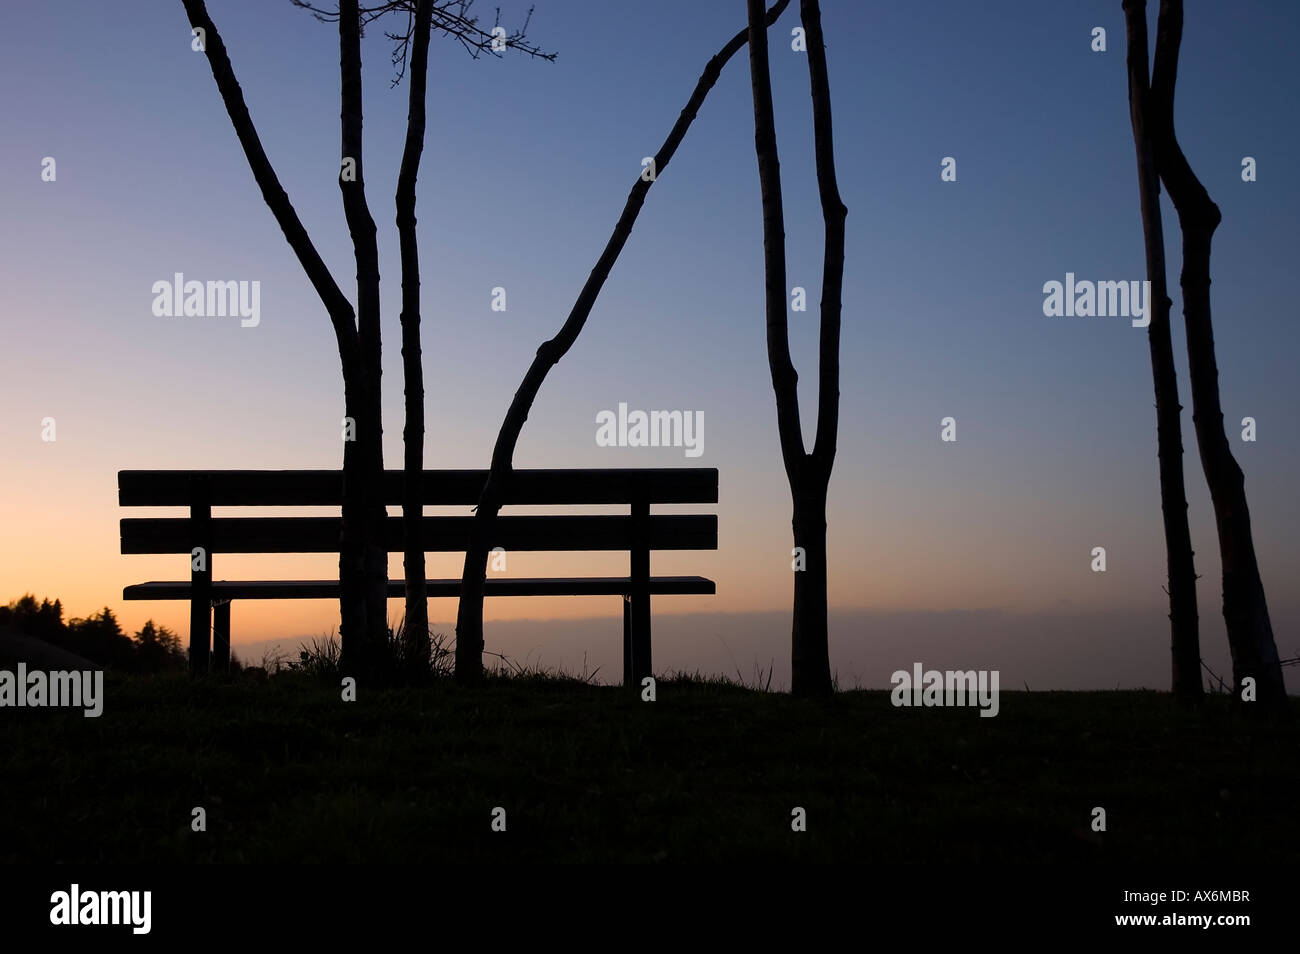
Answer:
[1,670,1297,863]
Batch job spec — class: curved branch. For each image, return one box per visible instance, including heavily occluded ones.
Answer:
[485,0,794,481]
[453,0,794,681]
[1150,0,1220,231]
[181,0,359,371]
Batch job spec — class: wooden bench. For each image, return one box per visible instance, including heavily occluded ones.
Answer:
[118,468,718,685]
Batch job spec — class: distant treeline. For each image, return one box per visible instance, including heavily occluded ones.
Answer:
[0,594,188,673]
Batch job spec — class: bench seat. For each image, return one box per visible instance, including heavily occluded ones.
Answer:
[124,576,716,600]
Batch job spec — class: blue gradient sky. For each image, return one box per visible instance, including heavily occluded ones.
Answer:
[1,1,1297,686]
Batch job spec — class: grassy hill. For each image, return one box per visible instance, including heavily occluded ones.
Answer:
[0,626,97,671]
[1,672,1296,863]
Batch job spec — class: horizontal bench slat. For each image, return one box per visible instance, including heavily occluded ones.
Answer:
[119,469,718,507]
[124,576,717,600]
[121,514,716,554]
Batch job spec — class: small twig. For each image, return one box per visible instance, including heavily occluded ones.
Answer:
[290,0,556,86]
[1199,658,1229,693]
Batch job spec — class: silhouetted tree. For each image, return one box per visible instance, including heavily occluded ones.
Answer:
[1122,0,1201,702]
[134,621,187,672]
[395,0,437,658]
[452,0,795,683]
[292,0,553,668]
[67,607,135,669]
[746,0,844,696]
[180,0,549,678]
[181,0,385,675]
[0,594,65,641]
[1148,0,1285,708]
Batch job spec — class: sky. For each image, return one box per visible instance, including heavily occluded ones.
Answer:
[1,0,1297,689]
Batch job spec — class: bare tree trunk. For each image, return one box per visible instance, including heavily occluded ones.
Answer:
[453,0,795,683]
[791,479,831,692]
[798,0,844,696]
[179,0,373,668]
[396,0,434,664]
[746,0,843,697]
[339,0,390,673]
[1121,0,1201,702]
[339,374,369,658]
[1150,0,1285,709]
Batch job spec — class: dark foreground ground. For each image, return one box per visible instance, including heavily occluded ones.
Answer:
[2,674,1297,863]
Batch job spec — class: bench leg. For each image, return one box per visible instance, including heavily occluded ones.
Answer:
[628,494,652,687]
[189,480,212,675]
[212,601,231,674]
[623,597,633,687]
[189,593,211,674]
[629,590,651,688]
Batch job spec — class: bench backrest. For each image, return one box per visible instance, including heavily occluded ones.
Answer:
[119,469,718,555]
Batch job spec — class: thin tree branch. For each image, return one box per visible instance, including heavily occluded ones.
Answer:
[181,0,359,370]
[291,0,555,85]
[800,0,846,477]
[748,0,806,480]
[338,0,383,388]
[1150,0,1220,230]
[486,0,794,482]
[396,0,434,640]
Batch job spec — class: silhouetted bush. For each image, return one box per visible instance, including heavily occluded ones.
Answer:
[2,594,185,673]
